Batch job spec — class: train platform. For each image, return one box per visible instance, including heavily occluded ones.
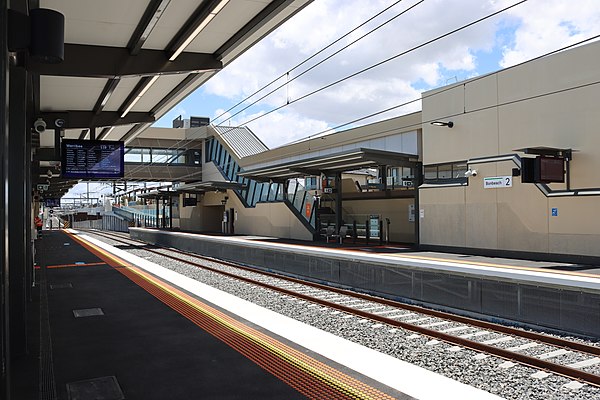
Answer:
[129,228,600,338]
[13,229,502,400]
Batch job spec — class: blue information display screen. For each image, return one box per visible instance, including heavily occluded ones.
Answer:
[44,198,61,207]
[61,139,124,179]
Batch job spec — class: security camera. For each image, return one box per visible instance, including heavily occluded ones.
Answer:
[34,118,46,133]
[464,169,478,177]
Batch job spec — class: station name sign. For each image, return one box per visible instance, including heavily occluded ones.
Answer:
[483,176,512,189]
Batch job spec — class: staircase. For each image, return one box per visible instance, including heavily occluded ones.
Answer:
[205,136,316,234]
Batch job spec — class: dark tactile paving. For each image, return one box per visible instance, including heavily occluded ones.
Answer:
[39,231,305,400]
[50,282,73,290]
[66,376,124,400]
[72,308,105,318]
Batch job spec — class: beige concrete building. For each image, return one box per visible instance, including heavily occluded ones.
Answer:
[153,39,600,261]
[420,40,600,259]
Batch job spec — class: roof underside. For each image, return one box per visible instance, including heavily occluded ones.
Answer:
[239,148,420,181]
[33,0,313,197]
[36,0,312,143]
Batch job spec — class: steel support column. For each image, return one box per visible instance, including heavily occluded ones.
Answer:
[169,195,172,229]
[335,173,342,233]
[0,0,9,396]
[8,64,28,362]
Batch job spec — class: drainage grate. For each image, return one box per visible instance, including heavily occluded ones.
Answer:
[49,283,73,290]
[73,308,104,318]
[66,376,124,400]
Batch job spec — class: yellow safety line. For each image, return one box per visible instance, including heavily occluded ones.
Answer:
[46,261,107,269]
[67,232,392,400]
[126,265,376,399]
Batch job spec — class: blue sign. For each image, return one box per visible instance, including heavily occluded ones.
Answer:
[551,208,558,217]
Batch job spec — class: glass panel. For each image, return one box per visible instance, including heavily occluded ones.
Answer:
[218,144,226,166]
[223,154,230,175]
[438,164,452,179]
[124,148,142,163]
[424,165,437,180]
[453,163,468,178]
[141,148,151,163]
[260,183,269,202]
[305,176,318,190]
[151,149,169,163]
[205,139,212,162]
[402,167,414,178]
[268,183,275,202]
[300,191,308,220]
[210,139,217,161]
[293,183,306,211]
[246,181,256,205]
[174,150,187,164]
[288,179,298,203]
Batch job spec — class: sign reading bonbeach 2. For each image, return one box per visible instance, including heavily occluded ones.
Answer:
[483,176,512,189]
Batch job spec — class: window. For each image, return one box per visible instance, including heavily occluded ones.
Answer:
[424,165,438,180]
[305,176,319,190]
[125,148,142,163]
[423,162,468,184]
[124,148,150,163]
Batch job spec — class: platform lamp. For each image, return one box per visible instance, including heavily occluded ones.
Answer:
[430,120,454,128]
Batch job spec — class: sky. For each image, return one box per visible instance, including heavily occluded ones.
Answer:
[154,0,600,148]
[65,0,600,198]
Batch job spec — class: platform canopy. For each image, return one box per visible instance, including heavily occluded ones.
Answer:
[137,188,178,199]
[33,0,313,143]
[173,180,246,193]
[239,148,419,182]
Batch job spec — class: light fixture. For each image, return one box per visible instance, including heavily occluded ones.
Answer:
[120,75,160,118]
[168,0,229,61]
[431,120,454,128]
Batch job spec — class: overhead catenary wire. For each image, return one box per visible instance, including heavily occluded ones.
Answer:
[168,33,600,182]
[212,0,425,126]
[125,0,530,177]
[130,0,600,178]
[124,0,424,176]
[211,0,411,125]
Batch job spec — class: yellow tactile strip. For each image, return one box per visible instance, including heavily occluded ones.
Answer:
[66,232,396,400]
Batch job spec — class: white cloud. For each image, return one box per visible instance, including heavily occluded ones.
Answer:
[200,0,600,148]
[499,0,600,67]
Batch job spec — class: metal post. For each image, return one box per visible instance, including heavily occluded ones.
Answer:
[155,200,159,228]
[169,195,172,229]
[8,61,28,361]
[162,197,166,229]
[1,1,10,392]
[335,173,342,233]
[414,162,422,248]
[365,219,370,245]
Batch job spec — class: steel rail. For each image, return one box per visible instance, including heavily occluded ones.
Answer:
[83,229,600,387]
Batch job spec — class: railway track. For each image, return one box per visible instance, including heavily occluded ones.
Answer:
[80,229,600,388]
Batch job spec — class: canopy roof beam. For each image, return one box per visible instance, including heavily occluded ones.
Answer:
[28,44,222,78]
[39,111,154,130]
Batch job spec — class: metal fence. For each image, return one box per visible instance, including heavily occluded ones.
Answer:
[72,214,130,232]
